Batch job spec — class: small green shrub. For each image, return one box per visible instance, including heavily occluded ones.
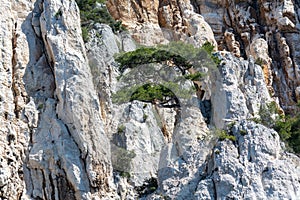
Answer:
[75,0,125,42]
[120,171,131,179]
[201,42,221,65]
[274,112,300,154]
[216,129,236,142]
[143,114,148,122]
[81,26,89,42]
[257,101,281,128]
[37,104,44,110]
[255,58,264,66]
[117,124,126,134]
[111,144,136,173]
[240,129,247,136]
[184,72,205,81]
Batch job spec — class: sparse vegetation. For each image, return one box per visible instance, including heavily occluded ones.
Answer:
[274,103,300,154]
[256,101,282,128]
[120,171,131,179]
[81,26,89,42]
[75,0,125,41]
[143,113,148,122]
[216,129,236,142]
[240,129,247,136]
[255,58,264,66]
[201,42,221,65]
[184,72,206,81]
[252,101,300,154]
[111,143,136,174]
[117,124,126,134]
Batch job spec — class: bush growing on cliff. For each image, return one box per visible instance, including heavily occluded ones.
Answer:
[75,0,125,41]
[274,105,300,154]
[256,101,300,154]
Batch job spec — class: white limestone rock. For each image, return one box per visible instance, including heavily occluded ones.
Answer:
[196,120,300,199]
[210,52,272,128]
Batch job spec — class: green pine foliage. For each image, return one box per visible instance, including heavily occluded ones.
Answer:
[256,101,300,154]
[75,0,125,41]
[274,105,300,154]
[115,41,220,73]
[115,47,192,73]
[130,84,176,103]
[217,129,236,142]
[129,83,181,108]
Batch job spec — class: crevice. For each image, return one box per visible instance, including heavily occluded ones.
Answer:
[212,177,217,199]
[49,173,56,200]
[11,22,21,118]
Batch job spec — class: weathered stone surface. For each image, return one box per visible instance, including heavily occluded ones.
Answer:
[197,120,300,199]
[107,0,217,47]
[210,52,272,128]
[194,0,300,111]
[1,0,300,199]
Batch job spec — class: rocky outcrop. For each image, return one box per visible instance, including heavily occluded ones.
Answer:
[1,0,300,199]
[195,120,300,199]
[107,0,217,47]
[194,0,300,112]
[107,0,300,113]
[210,52,272,128]
[1,0,114,199]
[153,120,300,199]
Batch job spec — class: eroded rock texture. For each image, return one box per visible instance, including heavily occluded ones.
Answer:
[1,0,300,199]
[107,0,217,47]
[1,0,113,199]
[107,0,300,113]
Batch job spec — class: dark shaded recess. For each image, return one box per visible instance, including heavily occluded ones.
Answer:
[199,100,211,124]
[57,175,76,200]
[135,177,158,197]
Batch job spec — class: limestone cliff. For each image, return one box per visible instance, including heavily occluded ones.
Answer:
[107,0,300,113]
[0,0,300,200]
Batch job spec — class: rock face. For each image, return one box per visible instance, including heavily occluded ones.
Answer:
[193,0,300,112]
[1,0,113,199]
[107,0,300,113]
[107,0,217,47]
[1,0,300,199]
[195,120,300,199]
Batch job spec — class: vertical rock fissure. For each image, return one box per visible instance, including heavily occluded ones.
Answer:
[11,22,21,118]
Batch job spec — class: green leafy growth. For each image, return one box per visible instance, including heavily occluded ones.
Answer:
[117,124,126,134]
[130,83,180,108]
[75,0,125,41]
[81,26,89,42]
[217,129,236,142]
[111,143,136,174]
[115,47,192,73]
[184,72,206,81]
[258,101,281,128]
[255,101,300,154]
[201,42,214,55]
[201,42,221,65]
[274,106,300,154]
[120,171,131,179]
